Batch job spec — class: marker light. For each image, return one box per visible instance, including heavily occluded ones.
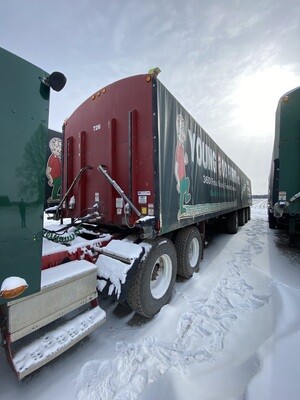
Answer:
[0,277,28,299]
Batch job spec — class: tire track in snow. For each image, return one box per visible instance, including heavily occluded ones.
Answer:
[251,199,267,209]
[251,199,268,221]
[75,219,270,400]
[245,218,266,255]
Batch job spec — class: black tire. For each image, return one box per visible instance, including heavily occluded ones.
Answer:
[268,210,276,229]
[175,226,202,279]
[126,238,177,318]
[247,207,251,222]
[244,207,249,223]
[290,234,300,248]
[238,209,246,226]
[226,211,238,234]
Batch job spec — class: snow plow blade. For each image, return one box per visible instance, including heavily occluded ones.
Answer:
[2,260,106,380]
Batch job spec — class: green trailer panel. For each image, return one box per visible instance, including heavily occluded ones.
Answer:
[0,48,50,304]
[277,88,300,213]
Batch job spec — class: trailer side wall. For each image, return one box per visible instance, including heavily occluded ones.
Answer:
[268,86,300,236]
[156,80,251,234]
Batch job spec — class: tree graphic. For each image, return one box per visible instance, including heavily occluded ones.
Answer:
[15,125,47,204]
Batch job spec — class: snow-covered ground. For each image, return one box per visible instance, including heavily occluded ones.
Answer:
[1,200,300,400]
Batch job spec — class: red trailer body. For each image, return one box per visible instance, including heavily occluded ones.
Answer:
[62,74,251,237]
[62,75,156,229]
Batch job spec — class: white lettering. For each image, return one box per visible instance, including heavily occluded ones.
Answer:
[186,127,239,185]
[188,130,196,163]
[93,124,101,131]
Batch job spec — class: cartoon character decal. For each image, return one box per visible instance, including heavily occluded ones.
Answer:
[46,137,62,203]
[174,114,191,217]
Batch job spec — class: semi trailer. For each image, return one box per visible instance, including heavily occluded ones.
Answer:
[268,86,300,244]
[0,47,252,380]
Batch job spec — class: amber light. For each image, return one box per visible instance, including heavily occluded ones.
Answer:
[146,76,151,83]
[0,285,28,299]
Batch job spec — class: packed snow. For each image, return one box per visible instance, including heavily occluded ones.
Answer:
[41,260,98,289]
[13,307,106,377]
[1,200,300,399]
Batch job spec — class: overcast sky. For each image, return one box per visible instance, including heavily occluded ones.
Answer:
[1,0,300,194]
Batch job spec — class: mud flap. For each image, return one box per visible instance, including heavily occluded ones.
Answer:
[96,240,146,302]
[2,260,106,380]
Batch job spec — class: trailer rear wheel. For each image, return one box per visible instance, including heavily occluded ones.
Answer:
[226,211,238,234]
[175,226,202,278]
[244,209,248,223]
[268,210,276,229]
[246,207,251,222]
[126,238,177,318]
[238,209,246,226]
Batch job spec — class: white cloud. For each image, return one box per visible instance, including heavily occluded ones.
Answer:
[2,0,300,194]
[229,65,300,138]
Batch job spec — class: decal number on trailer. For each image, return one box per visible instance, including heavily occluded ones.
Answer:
[138,191,151,196]
[93,124,101,131]
[138,196,147,204]
[116,198,124,208]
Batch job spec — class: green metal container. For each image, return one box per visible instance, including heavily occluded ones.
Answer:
[0,48,50,303]
[268,86,300,236]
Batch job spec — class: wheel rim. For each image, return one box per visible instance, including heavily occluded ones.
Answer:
[189,237,199,268]
[150,254,173,299]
